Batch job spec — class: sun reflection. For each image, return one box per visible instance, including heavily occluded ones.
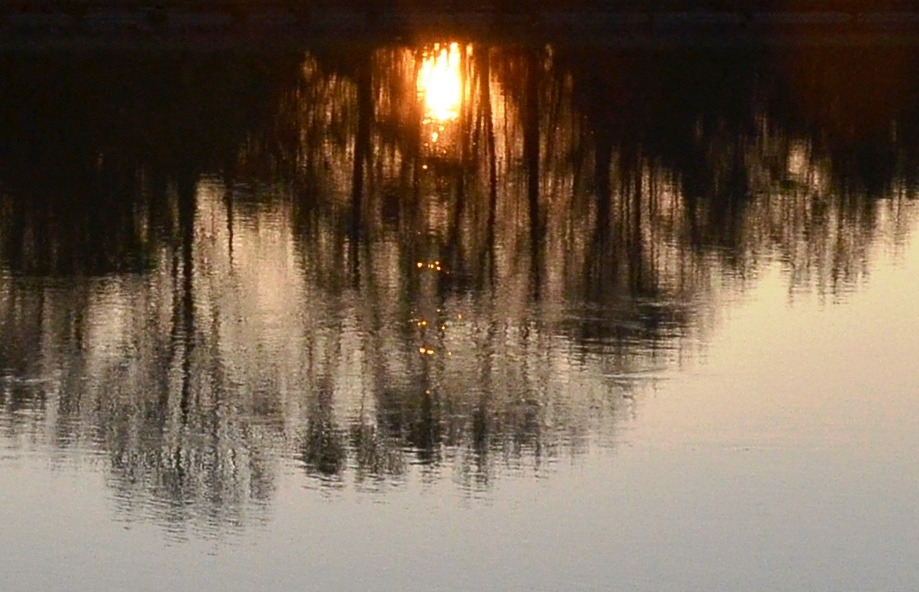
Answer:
[417,43,463,161]
[417,43,463,148]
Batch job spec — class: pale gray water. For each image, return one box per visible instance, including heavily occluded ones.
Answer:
[1,44,918,591]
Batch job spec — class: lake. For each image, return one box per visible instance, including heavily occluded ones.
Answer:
[1,41,918,591]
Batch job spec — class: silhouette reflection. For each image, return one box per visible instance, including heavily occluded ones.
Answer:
[0,44,917,532]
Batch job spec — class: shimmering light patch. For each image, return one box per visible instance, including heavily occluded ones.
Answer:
[418,43,463,127]
[415,260,443,271]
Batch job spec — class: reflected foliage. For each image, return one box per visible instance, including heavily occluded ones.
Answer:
[0,44,917,532]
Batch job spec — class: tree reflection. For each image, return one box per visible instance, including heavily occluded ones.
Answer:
[1,44,917,532]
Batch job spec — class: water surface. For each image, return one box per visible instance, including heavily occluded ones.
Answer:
[1,43,918,591]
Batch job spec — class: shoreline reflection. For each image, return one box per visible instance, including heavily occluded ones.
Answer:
[0,44,917,533]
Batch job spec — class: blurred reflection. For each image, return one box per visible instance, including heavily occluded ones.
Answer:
[418,42,465,161]
[419,42,463,124]
[0,45,917,533]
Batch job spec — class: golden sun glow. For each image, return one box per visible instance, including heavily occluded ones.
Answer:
[417,43,463,127]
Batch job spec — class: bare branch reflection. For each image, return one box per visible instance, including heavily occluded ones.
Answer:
[0,44,917,533]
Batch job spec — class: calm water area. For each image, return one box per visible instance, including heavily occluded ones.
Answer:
[1,42,919,591]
